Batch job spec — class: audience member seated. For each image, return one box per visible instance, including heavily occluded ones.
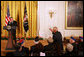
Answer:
[44,37,56,56]
[43,37,54,52]
[64,40,74,56]
[65,37,79,56]
[13,44,24,56]
[43,37,54,56]
[78,36,83,56]
[30,36,44,56]
[43,37,63,56]
[13,39,29,56]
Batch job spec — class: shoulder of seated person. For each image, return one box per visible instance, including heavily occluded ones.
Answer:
[31,45,36,48]
[13,20,15,22]
[38,42,42,44]
[38,42,43,45]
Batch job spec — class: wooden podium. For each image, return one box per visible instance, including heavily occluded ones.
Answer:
[3,25,16,50]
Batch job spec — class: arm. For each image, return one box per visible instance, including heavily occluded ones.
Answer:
[49,28,53,32]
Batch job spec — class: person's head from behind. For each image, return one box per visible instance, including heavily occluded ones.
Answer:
[75,39,80,44]
[10,17,13,22]
[47,37,53,44]
[69,37,76,44]
[53,27,58,32]
[16,38,20,44]
[66,43,73,52]
[15,44,21,51]
[15,39,22,51]
[34,36,39,44]
[79,36,83,42]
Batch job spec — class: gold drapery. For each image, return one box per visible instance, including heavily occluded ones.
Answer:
[1,1,38,38]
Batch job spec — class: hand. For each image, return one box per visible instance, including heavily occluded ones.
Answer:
[49,28,53,32]
[49,28,51,30]
[49,36,51,38]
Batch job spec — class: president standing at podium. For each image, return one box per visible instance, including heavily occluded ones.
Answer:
[7,17,17,45]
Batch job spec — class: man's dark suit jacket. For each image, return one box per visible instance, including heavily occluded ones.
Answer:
[52,31,63,51]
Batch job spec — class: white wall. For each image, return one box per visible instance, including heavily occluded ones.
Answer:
[37,1,83,39]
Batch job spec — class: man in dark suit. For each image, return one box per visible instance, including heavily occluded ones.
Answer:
[13,44,29,56]
[43,37,58,56]
[68,37,78,56]
[7,17,17,45]
[43,37,54,52]
[49,27,63,52]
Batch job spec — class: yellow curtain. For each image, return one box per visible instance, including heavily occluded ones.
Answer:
[1,1,37,38]
[1,1,4,37]
[26,1,38,38]
[31,1,37,37]
[15,1,20,38]
[1,1,8,37]
[26,1,30,37]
